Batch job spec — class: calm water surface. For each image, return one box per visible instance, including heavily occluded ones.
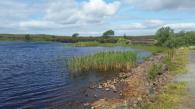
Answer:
[0,41,151,109]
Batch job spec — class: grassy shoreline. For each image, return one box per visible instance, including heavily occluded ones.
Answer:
[145,48,189,109]
[69,41,169,54]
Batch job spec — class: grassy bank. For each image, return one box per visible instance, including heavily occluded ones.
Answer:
[164,48,189,75]
[129,45,168,55]
[68,41,120,47]
[147,82,187,109]
[145,48,189,109]
[68,51,137,73]
[70,41,168,54]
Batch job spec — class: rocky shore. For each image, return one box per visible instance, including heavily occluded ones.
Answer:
[48,54,170,109]
[89,54,170,109]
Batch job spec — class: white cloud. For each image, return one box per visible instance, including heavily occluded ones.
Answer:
[115,19,195,33]
[0,0,120,31]
[0,0,194,35]
[115,19,164,30]
[44,0,120,25]
[124,0,195,10]
[165,23,195,30]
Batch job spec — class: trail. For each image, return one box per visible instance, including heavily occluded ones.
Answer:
[176,50,195,109]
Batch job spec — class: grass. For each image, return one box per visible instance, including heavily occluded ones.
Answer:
[142,48,189,109]
[70,41,168,54]
[69,41,120,47]
[69,41,101,47]
[146,82,187,109]
[68,51,137,73]
[189,46,195,50]
[129,45,169,55]
[163,48,189,75]
[69,41,128,47]
[148,64,163,80]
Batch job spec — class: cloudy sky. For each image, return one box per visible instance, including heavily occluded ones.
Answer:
[1,0,195,36]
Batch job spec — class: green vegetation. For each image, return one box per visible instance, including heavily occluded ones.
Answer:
[156,27,195,48]
[156,27,174,47]
[148,64,163,80]
[163,48,189,75]
[129,45,168,54]
[69,41,119,47]
[72,33,79,38]
[189,46,195,50]
[146,82,187,109]
[68,51,137,73]
[143,48,189,109]
[102,30,115,37]
[70,41,102,47]
[24,34,31,41]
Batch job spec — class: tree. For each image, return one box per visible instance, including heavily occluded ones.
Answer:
[102,30,115,38]
[156,26,174,46]
[25,34,31,41]
[72,33,79,38]
[123,34,127,39]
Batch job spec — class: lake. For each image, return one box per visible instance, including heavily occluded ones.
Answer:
[0,41,151,109]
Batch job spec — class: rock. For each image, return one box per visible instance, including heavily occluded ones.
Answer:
[98,85,102,89]
[133,103,137,108]
[105,88,110,91]
[110,85,116,90]
[113,89,117,93]
[89,85,95,89]
[84,103,90,106]
[94,94,98,98]
[137,97,142,101]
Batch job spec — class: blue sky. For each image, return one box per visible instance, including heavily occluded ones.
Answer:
[0,0,195,36]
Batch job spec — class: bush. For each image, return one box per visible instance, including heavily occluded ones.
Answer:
[98,38,118,43]
[156,27,174,46]
[148,64,163,80]
[102,30,115,37]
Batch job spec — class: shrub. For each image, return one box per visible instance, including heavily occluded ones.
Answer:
[148,64,163,80]
[156,27,174,46]
[72,33,79,38]
[102,30,115,37]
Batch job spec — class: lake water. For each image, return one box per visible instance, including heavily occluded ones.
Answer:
[0,41,151,109]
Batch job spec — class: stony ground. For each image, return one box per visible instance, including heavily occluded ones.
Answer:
[90,54,170,109]
[176,50,195,109]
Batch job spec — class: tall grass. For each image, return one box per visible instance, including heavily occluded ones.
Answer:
[68,51,137,73]
[163,48,189,75]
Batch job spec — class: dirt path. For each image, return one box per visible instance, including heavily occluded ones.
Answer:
[175,50,195,109]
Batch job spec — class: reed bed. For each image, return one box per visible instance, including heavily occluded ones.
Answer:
[68,51,137,73]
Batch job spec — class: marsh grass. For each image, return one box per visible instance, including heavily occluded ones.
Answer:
[68,51,137,73]
[145,82,187,109]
